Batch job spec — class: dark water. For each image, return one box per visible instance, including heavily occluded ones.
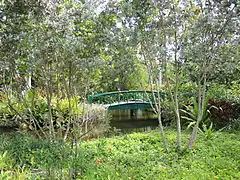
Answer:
[109,109,158,131]
[0,126,18,134]
[1,109,159,135]
[111,118,158,129]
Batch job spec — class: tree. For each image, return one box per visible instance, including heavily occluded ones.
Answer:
[182,0,239,149]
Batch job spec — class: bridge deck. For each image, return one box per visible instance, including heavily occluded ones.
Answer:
[105,101,154,110]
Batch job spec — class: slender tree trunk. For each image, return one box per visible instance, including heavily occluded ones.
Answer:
[63,61,73,142]
[45,62,55,141]
[165,76,181,152]
[157,101,169,153]
[174,30,182,152]
[187,71,207,149]
[156,69,169,153]
[141,42,169,153]
[26,73,31,90]
[172,1,182,152]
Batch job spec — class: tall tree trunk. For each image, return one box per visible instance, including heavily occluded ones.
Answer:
[63,61,73,142]
[187,71,207,149]
[45,62,55,141]
[173,0,182,152]
[174,30,182,152]
[143,48,169,153]
[158,108,169,153]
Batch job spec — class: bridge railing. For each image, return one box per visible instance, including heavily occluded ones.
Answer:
[88,90,165,105]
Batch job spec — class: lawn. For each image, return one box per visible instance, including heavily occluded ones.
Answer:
[0,129,239,179]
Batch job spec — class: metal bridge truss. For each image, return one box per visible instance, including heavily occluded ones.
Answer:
[88,90,165,110]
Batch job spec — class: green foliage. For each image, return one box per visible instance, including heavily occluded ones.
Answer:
[1,0,239,164]
[208,99,240,130]
[0,133,70,169]
[161,99,176,126]
[0,130,239,179]
[0,91,110,140]
[0,133,77,179]
[0,93,79,126]
[229,80,240,103]
[225,118,240,131]
[178,82,198,103]
[125,63,149,90]
[208,83,240,103]
[198,122,215,140]
[0,151,11,170]
[180,97,213,129]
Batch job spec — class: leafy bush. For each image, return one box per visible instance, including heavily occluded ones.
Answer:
[225,118,240,131]
[0,133,78,179]
[0,133,71,169]
[0,91,110,140]
[180,96,214,130]
[208,82,240,103]
[178,82,198,103]
[0,151,12,170]
[209,99,240,129]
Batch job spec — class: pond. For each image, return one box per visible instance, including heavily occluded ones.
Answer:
[0,126,18,134]
[0,109,159,135]
[109,109,159,132]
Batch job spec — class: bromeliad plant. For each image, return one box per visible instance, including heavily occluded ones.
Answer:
[180,96,217,130]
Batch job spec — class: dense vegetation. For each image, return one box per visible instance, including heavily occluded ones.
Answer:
[0,0,239,179]
[0,130,240,179]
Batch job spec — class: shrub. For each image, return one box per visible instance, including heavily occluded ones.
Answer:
[225,118,240,131]
[0,91,110,141]
[209,99,240,129]
[0,133,71,169]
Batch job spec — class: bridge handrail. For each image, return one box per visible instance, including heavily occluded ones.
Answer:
[88,90,165,104]
[89,90,157,98]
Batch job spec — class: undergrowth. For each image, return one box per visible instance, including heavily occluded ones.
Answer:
[0,129,239,179]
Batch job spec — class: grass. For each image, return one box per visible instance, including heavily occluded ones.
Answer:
[0,129,239,179]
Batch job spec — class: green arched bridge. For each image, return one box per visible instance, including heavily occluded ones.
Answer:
[88,90,165,110]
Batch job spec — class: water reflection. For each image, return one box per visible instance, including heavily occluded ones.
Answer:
[109,109,158,131]
[0,126,17,134]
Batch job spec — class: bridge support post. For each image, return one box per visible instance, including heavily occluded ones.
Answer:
[130,109,135,117]
[136,109,143,118]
